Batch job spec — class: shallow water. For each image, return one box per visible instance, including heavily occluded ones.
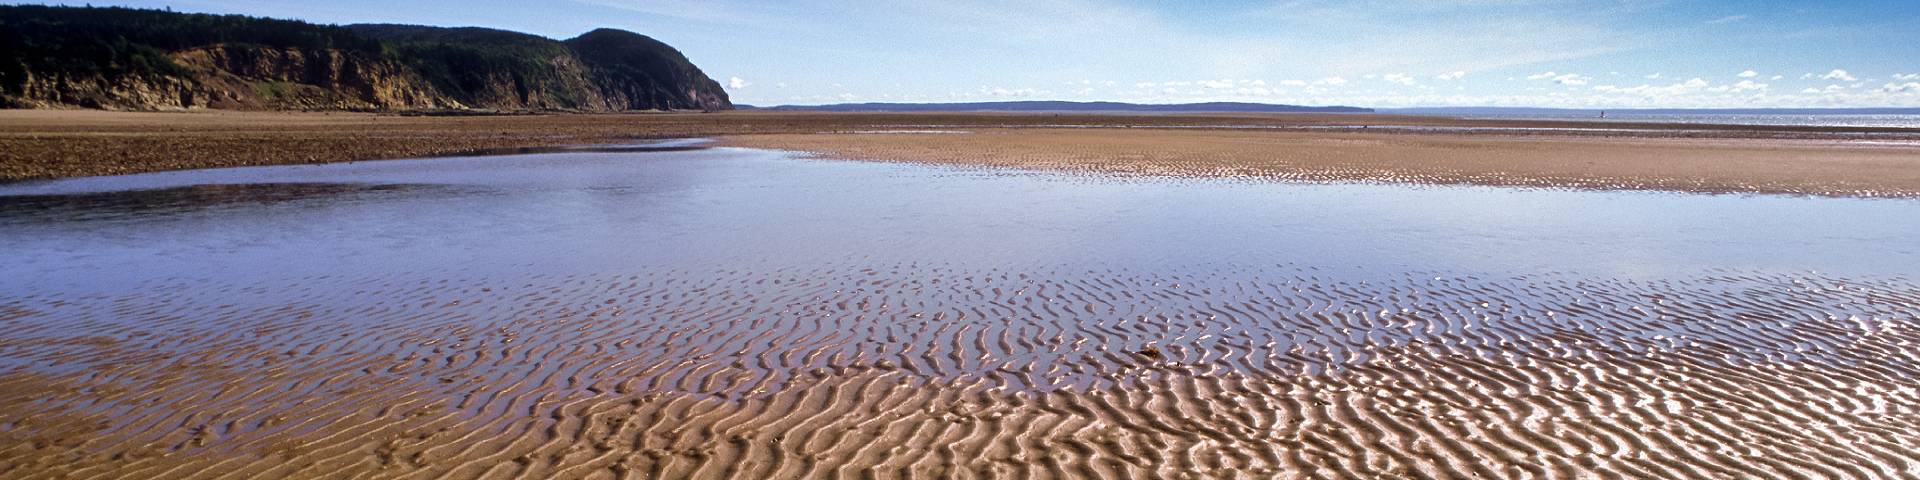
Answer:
[4,146,1915,290]
[3,146,1920,478]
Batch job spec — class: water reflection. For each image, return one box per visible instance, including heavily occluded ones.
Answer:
[1,145,1917,292]
[0,183,450,224]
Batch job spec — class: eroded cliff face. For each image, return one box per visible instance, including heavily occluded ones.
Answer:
[1,39,733,112]
[436,52,604,112]
[1,7,732,112]
[5,69,199,110]
[171,46,458,110]
[2,46,457,111]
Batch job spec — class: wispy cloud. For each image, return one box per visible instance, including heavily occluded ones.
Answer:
[1706,14,1748,24]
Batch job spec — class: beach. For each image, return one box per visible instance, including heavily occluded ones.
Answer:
[4,140,1920,478]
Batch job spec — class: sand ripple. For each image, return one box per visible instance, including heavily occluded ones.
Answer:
[2,266,1918,478]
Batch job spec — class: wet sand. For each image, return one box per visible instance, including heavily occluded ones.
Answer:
[7,110,1920,198]
[3,148,1920,478]
[726,128,1920,198]
[1,109,1450,181]
[7,267,1920,478]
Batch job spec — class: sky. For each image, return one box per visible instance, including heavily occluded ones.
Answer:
[28,0,1920,108]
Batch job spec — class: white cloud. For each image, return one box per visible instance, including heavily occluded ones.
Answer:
[1708,80,1768,93]
[1706,15,1748,24]
[1645,73,1662,79]
[1382,73,1419,86]
[1820,69,1858,81]
[1770,75,1783,81]
[1737,70,1758,78]
[1315,76,1348,86]
[1527,71,1591,85]
[728,76,750,89]
[1200,79,1236,89]
[1592,77,1710,96]
[1434,71,1467,81]
[1280,79,1309,87]
[1895,73,1920,81]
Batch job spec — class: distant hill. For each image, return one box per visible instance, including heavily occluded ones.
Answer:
[0,5,730,111]
[755,101,1371,113]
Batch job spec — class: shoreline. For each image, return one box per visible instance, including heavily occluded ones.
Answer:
[4,110,1919,198]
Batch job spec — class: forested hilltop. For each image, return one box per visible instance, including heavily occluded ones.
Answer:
[0,5,731,111]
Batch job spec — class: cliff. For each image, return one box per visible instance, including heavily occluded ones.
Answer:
[0,5,731,112]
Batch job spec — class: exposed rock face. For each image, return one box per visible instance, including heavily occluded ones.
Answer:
[170,46,457,110]
[0,6,731,112]
[6,70,200,110]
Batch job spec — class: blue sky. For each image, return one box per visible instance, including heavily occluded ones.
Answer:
[30,0,1920,107]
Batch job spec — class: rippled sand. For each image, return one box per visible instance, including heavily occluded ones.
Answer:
[725,128,1920,197]
[4,266,1919,478]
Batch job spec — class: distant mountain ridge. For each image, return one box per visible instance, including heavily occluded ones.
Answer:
[0,5,730,111]
[751,101,1370,113]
